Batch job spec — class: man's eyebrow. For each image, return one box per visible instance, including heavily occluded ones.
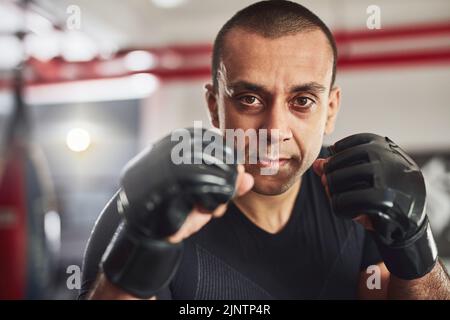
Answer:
[226,81,326,96]
[289,82,326,95]
[227,81,268,94]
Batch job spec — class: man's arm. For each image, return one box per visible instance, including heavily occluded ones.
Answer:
[387,259,450,299]
[314,133,450,300]
[359,260,450,300]
[358,262,390,299]
[84,204,230,300]
[81,128,253,300]
[87,273,155,300]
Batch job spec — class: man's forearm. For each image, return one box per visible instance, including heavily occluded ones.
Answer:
[87,273,156,300]
[387,259,450,299]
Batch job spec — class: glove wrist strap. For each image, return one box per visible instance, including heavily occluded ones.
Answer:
[101,221,183,299]
[375,217,438,280]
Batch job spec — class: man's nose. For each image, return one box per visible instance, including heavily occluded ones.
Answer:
[263,102,293,142]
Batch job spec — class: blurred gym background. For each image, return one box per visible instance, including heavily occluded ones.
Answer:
[0,0,449,299]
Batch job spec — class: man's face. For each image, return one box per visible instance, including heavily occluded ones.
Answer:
[206,28,340,195]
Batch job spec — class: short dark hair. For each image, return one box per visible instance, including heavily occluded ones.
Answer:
[212,0,338,89]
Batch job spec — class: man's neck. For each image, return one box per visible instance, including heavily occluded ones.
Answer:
[233,178,301,234]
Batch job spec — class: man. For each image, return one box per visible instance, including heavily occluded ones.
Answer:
[80,1,450,299]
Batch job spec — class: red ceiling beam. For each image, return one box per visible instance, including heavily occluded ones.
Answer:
[0,20,449,89]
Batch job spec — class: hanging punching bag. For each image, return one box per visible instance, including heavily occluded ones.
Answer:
[0,64,58,299]
[0,142,27,299]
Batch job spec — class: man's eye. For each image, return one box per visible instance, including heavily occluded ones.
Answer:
[292,96,315,109]
[238,95,260,106]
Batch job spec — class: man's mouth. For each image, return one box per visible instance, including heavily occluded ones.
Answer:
[257,156,291,168]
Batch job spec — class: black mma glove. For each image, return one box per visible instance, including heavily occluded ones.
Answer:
[324,133,438,280]
[101,127,238,298]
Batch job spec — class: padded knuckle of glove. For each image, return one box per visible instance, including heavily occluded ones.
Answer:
[120,127,238,239]
[325,133,425,242]
[325,133,437,280]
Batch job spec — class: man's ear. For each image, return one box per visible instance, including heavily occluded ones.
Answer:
[205,83,220,128]
[325,85,341,135]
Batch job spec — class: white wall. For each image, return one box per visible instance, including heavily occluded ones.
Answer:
[326,65,450,152]
[139,80,211,147]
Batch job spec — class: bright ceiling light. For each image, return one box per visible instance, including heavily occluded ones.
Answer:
[66,128,91,152]
[0,2,23,33]
[0,36,23,69]
[25,31,61,61]
[124,50,156,71]
[61,31,98,62]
